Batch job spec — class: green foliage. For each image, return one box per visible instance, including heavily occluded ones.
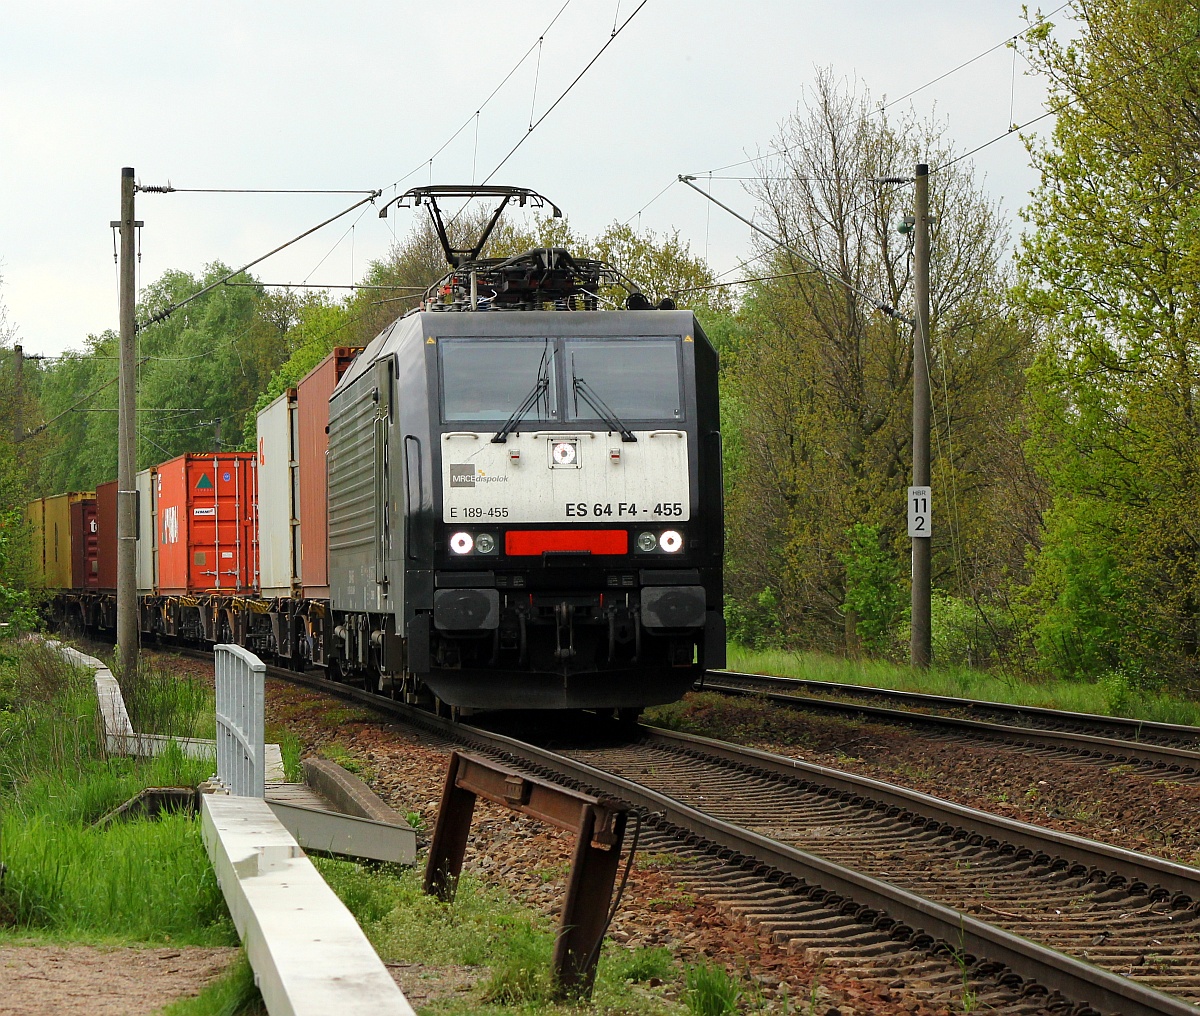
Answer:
[481,919,554,1004]
[839,523,904,657]
[722,70,1034,657]
[927,592,1023,670]
[684,961,741,1016]
[157,954,264,1016]
[1017,0,1200,687]
[724,586,785,651]
[32,266,321,490]
[0,644,228,943]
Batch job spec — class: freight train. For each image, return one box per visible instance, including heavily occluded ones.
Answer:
[28,185,725,715]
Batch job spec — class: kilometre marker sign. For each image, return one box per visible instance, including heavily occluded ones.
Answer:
[908,486,931,538]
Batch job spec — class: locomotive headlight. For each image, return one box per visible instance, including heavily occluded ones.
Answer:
[449,531,474,555]
[475,532,497,555]
[551,440,577,465]
[659,530,684,553]
[636,531,658,552]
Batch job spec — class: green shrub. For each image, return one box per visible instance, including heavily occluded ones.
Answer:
[604,945,674,982]
[481,919,554,1004]
[839,523,904,657]
[725,587,785,651]
[685,960,741,1016]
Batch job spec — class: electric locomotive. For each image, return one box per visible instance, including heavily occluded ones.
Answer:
[324,186,725,712]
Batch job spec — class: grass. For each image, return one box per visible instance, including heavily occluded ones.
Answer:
[311,856,691,1013]
[722,644,1200,726]
[271,728,304,783]
[115,652,215,741]
[157,954,265,1016]
[320,740,369,777]
[0,642,234,948]
[684,961,741,1016]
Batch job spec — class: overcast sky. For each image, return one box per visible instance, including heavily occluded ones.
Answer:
[1,2,1073,358]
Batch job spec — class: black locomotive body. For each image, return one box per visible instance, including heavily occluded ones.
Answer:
[325,305,725,710]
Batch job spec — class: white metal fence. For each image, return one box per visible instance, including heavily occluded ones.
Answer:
[215,644,266,797]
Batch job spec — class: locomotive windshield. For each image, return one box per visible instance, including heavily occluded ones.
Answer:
[440,338,558,422]
[565,338,681,421]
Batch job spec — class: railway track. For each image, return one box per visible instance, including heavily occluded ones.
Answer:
[240,658,1200,1016]
[701,670,1200,779]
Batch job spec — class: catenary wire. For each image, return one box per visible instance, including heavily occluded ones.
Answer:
[387,1,573,192]
[621,5,1069,226]
[699,3,1071,177]
[222,282,426,291]
[678,175,909,322]
[137,186,379,195]
[934,26,1200,174]
[136,191,381,331]
[480,1,649,184]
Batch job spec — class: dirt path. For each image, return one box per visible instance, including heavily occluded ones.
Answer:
[0,944,237,1016]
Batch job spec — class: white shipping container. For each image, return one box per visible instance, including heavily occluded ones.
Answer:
[136,468,157,594]
[257,390,300,597]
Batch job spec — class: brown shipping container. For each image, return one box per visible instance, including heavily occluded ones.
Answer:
[298,347,360,599]
[70,497,100,590]
[96,479,117,591]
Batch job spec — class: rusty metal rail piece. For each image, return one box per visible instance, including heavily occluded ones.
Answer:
[424,750,628,998]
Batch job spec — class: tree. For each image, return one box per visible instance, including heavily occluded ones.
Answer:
[1017,0,1200,684]
[33,264,299,489]
[725,70,1036,656]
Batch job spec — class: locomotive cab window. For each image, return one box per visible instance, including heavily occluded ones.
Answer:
[565,338,682,422]
[439,338,558,422]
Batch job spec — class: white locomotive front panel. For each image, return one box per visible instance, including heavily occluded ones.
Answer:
[441,429,690,524]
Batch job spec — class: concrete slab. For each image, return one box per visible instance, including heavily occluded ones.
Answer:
[267,783,330,810]
[302,758,406,824]
[267,800,417,865]
[202,794,416,1016]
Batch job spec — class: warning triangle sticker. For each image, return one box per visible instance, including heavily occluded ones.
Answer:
[196,473,214,489]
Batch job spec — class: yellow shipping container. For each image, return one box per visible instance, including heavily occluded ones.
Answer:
[41,492,92,589]
[24,499,46,588]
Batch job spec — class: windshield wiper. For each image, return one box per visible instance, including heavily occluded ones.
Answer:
[491,345,556,443]
[491,377,549,443]
[572,374,637,442]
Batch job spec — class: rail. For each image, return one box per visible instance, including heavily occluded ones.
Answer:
[260,665,1200,1015]
[703,671,1200,774]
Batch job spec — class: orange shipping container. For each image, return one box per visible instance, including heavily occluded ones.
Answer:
[155,454,258,594]
[298,347,359,599]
